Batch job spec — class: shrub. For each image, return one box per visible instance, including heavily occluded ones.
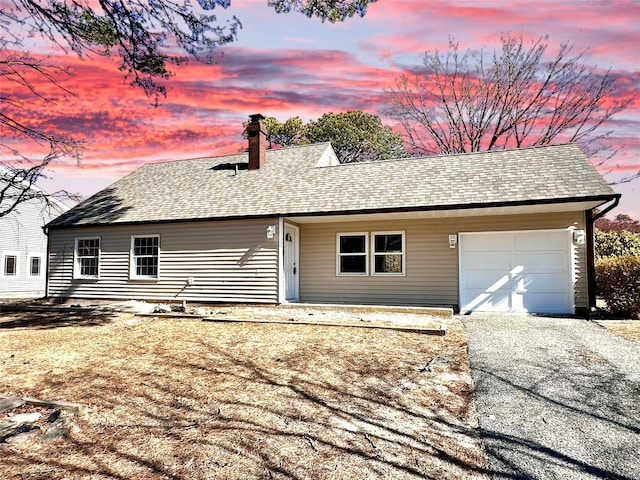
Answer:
[594,214,640,233]
[595,229,640,260]
[595,256,640,318]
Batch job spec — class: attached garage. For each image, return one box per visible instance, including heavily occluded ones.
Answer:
[459,229,575,314]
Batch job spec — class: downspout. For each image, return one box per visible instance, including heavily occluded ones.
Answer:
[586,194,621,310]
[42,225,51,299]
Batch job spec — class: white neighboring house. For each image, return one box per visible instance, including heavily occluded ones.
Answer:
[1,166,69,298]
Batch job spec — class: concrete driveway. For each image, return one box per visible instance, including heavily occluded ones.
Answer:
[462,314,640,480]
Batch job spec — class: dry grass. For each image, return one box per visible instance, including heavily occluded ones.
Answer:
[595,319,640,345]
[0,306,488,479]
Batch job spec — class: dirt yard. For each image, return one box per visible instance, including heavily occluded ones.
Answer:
[0,305,488,479]
[595,319,640,345]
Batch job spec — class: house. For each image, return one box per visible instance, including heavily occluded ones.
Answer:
[1,165,68,298]
[45,114,619,314]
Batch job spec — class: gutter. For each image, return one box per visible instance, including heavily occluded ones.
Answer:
[591,194,621,221]
[45,194,618,230]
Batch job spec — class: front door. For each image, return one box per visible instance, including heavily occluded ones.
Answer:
[284,224,299,301]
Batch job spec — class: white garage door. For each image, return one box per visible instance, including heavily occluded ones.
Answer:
[459,230,574,314]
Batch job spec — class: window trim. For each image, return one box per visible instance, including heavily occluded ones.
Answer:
[371,231,406,276]
[130,235,160,280]
[1,251,20,277]
[336,232,369,276]
[74,237,101,279]
[28,253,44,277]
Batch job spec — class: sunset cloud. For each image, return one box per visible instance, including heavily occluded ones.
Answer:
[3,0,638,216]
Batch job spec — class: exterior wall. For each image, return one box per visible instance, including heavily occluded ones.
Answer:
[0,199,65,298]
[47,218,280,303]
[298,211,588,309]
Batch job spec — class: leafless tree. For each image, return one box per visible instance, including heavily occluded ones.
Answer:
[385,34,636,183]
[1,51,83,218]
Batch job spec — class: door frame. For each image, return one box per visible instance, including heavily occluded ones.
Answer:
[282,221,300,302]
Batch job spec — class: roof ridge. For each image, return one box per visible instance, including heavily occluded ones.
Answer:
[320,143,580,169]
[138,142,333,168]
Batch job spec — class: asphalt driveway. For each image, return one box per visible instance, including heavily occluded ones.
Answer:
[463,314,640,480]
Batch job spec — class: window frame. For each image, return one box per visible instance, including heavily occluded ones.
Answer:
[74,237,101,279]
[130,235,160,280]
[371,231,406,276]
[28,254,43,277]
[336,232,369,276]
[2,251,20,277]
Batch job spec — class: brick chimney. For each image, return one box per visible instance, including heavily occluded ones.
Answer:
[247,113,267,170]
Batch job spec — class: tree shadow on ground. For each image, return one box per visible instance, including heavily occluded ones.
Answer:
[0,319,490,479]
[0,310,114,330]
[471,363,639,480]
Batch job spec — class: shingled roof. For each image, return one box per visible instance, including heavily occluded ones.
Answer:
[48,142,616,227]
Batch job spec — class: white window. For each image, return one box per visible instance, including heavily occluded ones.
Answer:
[29,255,43,277]
[74,238,100,279]
[337,233,368,275]
[131,235,160,279]
[372,231,405,275]
[2,252,19,277]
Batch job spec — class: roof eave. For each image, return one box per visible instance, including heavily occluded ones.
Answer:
[46,193,619,230]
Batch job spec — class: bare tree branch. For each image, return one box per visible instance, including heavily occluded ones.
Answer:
[385,33,636,184]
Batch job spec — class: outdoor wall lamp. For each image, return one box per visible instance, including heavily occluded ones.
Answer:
[266,225,276,239]
[449,234,458,249]
[573,229,585,245]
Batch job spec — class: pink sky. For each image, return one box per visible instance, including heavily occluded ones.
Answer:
[7,0,640,218]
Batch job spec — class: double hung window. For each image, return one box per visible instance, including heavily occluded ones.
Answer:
[29,256,42,276]
[75,238,100,279]
[131,235,159,279]
[3,253,18,276]
[337,233,368,275]
[372,232,404,275]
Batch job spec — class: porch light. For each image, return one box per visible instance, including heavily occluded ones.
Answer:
[449,234,457,249]
[573,229,585,245]
[266,225,276,239]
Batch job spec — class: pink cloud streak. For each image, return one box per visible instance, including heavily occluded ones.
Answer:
[2,1,638,218]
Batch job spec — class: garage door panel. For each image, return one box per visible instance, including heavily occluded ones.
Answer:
[515,252,567,271]
[464,234,512,250]
[465,271,510,291]
[461,251,512,269]
[463,290,511,312]
[516,232,567,250]
[516,292,571,313]
[515,272,570,292]
[460,230,573,314]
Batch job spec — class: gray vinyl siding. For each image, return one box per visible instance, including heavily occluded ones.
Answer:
[299,212,588,309]
[1,198,65,298]
[47,218,279,303]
